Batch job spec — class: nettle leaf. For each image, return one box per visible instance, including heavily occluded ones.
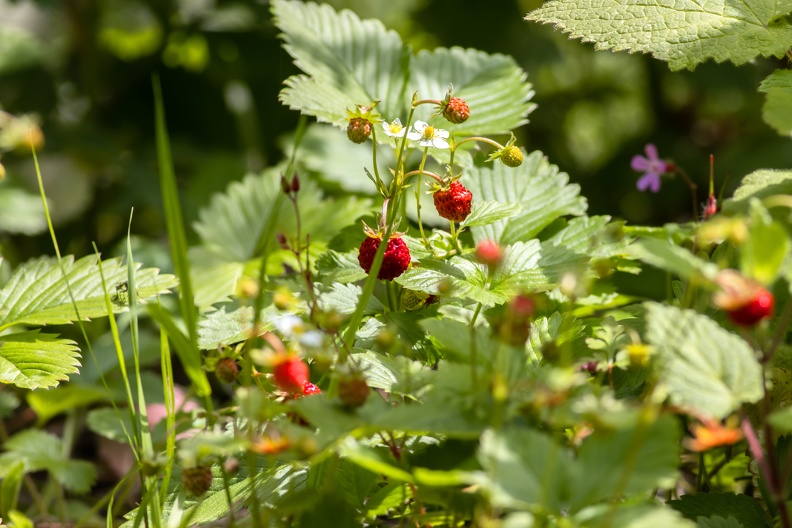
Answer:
[410,47,536,135]
[0,429,96,494]
[526,0,792,71]
[466,150,587,245]
[645,303,763,419]
[0,254,177,329]
[273,0,409,125]
[723,169,792,214]
[759,70,792,136]
[397,241,586,306]
[0,331,80,390]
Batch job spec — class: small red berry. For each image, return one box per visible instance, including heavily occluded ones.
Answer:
[433,180,472,222]
[181,465,213,497]
[475,240,503,270]
[302,381,322,396]
[273,356,310,394]
[347,117,372,144]
[338,374,369,409]
[442,97,470,124]
[358,236,411,281]
[728,289,774,326]
[215,357,239,384]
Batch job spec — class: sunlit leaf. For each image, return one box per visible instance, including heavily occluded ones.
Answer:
[0,331,80,390]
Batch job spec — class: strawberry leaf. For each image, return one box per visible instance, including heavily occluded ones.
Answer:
[0,254,177,329]
[0,331,80,390]
[645,303,763,419]
[723,169,792,214]
[466,150,587,246]
[526,0,792,71]
[759,70,792,136]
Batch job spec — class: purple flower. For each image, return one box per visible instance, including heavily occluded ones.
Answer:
[631,144,672,193]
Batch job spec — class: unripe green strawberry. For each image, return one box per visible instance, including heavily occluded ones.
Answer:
[338,374,369,409]
[358,235,411,281]
[500,146,523,168]
[347,117,372,144]
[273,356,310,394]
[433,180,472,222]
[181,465,213,497]
[215,357,239,384]
[442,97,470,124]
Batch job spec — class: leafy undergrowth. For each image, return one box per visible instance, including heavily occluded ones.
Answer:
[2,1,792,527]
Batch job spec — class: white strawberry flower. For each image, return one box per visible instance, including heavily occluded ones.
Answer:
[382,118,406,138]
[407,121,450,149]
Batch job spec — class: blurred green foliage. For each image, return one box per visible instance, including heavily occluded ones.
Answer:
[0,0,790,269]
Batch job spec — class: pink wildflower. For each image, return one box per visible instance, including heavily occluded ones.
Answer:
[631,144,673,193]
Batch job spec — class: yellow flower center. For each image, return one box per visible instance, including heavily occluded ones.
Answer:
[422,125,435,139]
[389,122,403,134]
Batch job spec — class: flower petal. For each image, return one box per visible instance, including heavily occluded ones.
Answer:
[636,172,660,192]
[412,121,428,133]
[432,137,449,149]
[435,128,450,139]
[644,143,659,161]
[631,155,650,172]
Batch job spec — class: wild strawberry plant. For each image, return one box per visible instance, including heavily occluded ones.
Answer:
[1,1,792,527]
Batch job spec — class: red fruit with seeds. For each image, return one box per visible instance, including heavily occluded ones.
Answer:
[215,357,239,384]
[181,465,213,497]
[338,374,369,409]
[302,381,322,396]
[442,97,470,124]
[434,180,472,222]
[347,117,372,144]
[358,236,411,281]
[273,356,310,394]
[728,288,774,326]
[475,240,503,270]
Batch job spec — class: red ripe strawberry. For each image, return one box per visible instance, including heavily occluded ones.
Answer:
[338,374,369,409]
[347,117,372,144]
[215,357,239,384]
[442,97,470,124]
[273,356,310,394]
[500,146,523,168]
[181,465,213,497]
[358,236,411,281]
[302,381,322,396]
[433,180,472,222]
[728,288,774,326]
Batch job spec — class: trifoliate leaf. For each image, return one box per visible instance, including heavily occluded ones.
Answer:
[645,303,763,419]
[0,255,177,329]
[723,169,792,214]
[466,150,587,245]
[526,0,792,71]
[759,69,792,136]
[410,47,536,135]
[0,331,80,390]
[273,0,409,125]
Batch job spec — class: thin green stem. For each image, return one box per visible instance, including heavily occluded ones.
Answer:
[370,127,385,195]
[454,136,504,151]
[403,169,444,184]
[415,148,430,247]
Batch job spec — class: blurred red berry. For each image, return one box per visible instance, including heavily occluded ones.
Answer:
[273,357,310,394]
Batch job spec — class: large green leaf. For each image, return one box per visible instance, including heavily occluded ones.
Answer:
[759,70,792,136]
[0,331,80,390]
[409,47,536,135]
[0,255,177,329]
[466,150,587,245]
[273,0,409,125]
[722,169,792,214]
[645,303,763,419]
[197,304,280,349]
[628,238,719,282]
[526,0,792,71]
[0,429,96,494]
